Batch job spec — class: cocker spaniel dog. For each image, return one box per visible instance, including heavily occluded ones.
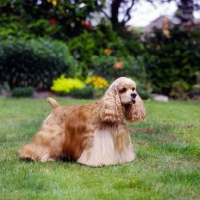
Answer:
[19,77,146,167]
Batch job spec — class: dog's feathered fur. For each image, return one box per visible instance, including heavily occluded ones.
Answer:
[19,77,145,167]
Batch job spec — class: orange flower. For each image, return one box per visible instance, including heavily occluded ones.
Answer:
[114,61,123,69]
[103,48,112,55]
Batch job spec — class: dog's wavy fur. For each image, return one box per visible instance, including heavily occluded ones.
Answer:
[19,77,145,167]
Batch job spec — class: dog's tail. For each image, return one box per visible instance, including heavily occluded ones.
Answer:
[46,97,60,109]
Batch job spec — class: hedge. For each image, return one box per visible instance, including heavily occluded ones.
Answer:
[0,38,77,90]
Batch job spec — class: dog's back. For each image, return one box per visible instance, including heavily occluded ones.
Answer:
[19,98,97,162]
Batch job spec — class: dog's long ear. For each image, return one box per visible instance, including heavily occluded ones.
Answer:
[99,87,124,123]
[125,94,146,122]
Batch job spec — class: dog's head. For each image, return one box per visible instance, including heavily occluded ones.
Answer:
[99,77,146,123]
[117,78,137,105]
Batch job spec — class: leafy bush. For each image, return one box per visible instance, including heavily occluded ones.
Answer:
[68,31,96,78]
[90,55,146,81]
[169,80,190,100]
[143,25,200,95]
[68,23,144,79]
[70,86,94,99]
[0,0,105,40]
[12,87,34,98]
[0,38,76,90]
[50,76,85,95]
[51,75,110,99]
[0,19,62,41]
[136,86,152,100]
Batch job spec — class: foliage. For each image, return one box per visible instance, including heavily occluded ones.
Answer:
[136,86,152,100]
[169,80,190,100]
[0,97,200,199]
[51,75,110,98]
[0,17,62,40]
[0,0,105,40]
[2,0,200,40]
[67,31,96,78]
[188,71,200,99]
[70,85,94,99]
[90,55,146,81]
[0,38,76,90]
[12,87,34,98]
[143,25,200,95]
[50,75,85,95]
[68,22,144,79]
[2,0,199,98]
[193,71,200,85]
[0,1,145,82]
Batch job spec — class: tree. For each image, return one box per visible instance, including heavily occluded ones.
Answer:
[0,0,106,39]
[174,0,194,24]
[103,0,200,30]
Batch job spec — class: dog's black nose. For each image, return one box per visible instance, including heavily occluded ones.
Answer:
[131,93,137,98]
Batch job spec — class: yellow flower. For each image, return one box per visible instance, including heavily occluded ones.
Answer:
[86,76,109,89]
[51,75,85,94]
[47,0,57,6]
[52,0,57,6]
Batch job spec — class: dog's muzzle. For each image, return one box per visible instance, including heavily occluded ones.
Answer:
[131,93,137,103]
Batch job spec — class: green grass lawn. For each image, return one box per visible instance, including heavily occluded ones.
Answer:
[0,96,199,200]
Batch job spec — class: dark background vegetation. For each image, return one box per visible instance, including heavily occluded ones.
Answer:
[0,0,200,99]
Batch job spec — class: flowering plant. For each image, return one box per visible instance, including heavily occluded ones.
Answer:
[49,18,57,24]
[81,20,92,30]
[47,0,57,6]
[103,48,112,55]
[114,61,123,69]
[85,76,109,98]
[51,75,85,95]
[86,76,109,89]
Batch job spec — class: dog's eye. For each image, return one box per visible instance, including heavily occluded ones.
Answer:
[120,88,127,93]
[132,87,135,91]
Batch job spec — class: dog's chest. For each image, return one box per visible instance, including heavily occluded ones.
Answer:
[77,126,135,167]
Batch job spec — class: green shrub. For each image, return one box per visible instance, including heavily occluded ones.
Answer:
[68,23,144,79]
[50,76,85,95]
[68,31,96,79]
[12,87,34,98]
[0,38,77,90]
[143,25,200,95]
[90,55,146,81]
[0,0,105,40]
[136,86,152,100]
[70,86,94,99]
[169,80,190,100]
[0,16,63,40]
